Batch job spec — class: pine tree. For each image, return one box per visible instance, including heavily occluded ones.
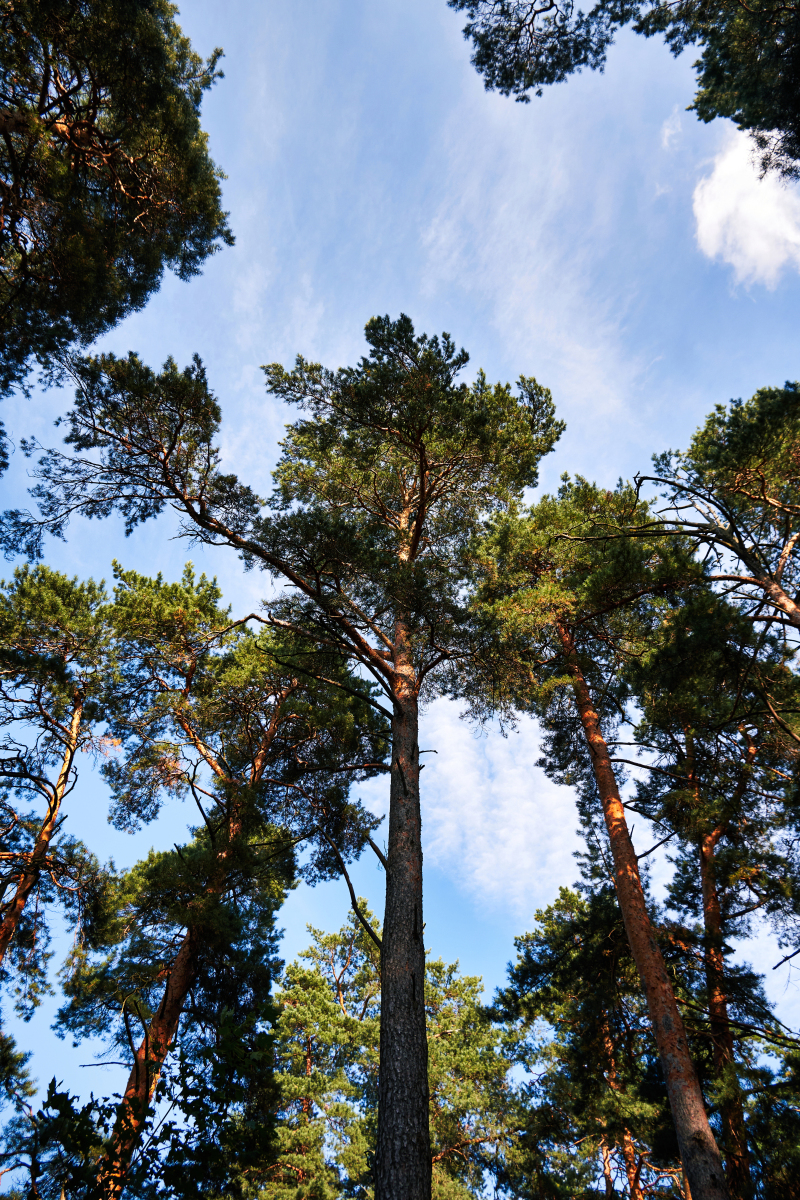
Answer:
[494,884,686,1199]
[624,589,800,1198]
[465,476,729,1198]
[45,562,388,1198]
[0,0,233,420]
[0,564,114,1013]
[268,907,514,1200]
[0,316,563,1200]
[266,918,379,1198]
[448,0,800,177]
[635,384,800,632]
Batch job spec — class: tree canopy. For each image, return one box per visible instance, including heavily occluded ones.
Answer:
[3,326,800,1198]
[0,0,233,454]
[448,0,800,177]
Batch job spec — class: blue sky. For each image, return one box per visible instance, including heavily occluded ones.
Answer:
[2,0,800,1098]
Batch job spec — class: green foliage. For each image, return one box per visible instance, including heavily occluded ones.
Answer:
[104,560,389,875]
[622,587,800,1196]
[0,565,116,1015]
[40,822,289,1199]
[463,475,698,737]
[493,885,684,1197]
[0,556,392,1199]
[469,474,800,1195]
[1,315,562,701]
[0,0,233,405]
[449,0,800,176]
[626,590,800,941]
[262,313,564,684]
[264,908,381,1198]
[265,908,513,1200]
[646,383,800,619]
[0,1077,109,1200]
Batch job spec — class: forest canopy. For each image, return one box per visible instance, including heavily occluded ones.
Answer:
[0,3,798,1199]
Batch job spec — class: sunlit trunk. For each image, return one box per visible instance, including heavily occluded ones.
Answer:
[98,929,199,1199]
[601,1137,614,1198]
[99,792,244,1197]
[374,617,431,1200]
[622,1129,644,1200]
[556,621,729,1200]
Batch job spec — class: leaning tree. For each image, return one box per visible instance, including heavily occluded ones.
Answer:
[465,477,731,1198]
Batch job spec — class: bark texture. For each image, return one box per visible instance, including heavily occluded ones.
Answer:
[622,1129,644,1200]
[556,622,730,1200]
[374,629,431,1200]
[0,699,83,962]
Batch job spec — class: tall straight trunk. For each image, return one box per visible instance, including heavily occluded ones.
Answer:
[98,928,199,1199]
[555,622,729,1200]
[0,698,83,962]
[374,625,431,1200]
[699,833,751,1199]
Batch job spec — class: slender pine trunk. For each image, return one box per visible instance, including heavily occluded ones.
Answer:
[622,1129,644,1200]
[555,622,729,1200]
[98,929,199,1199]
[99,793,244,1197]
[601,1137,614,1198]
[0,698,83,962]
[699,834,751,1199]
[374,624,431,1200]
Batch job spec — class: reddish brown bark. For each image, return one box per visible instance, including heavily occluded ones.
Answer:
[555,621,729,1200]
[0,698,83,962]
[99,929,199,1199]
[96,682,294,1197]
[601,1137,615,1198]
[622,1129,644,1200]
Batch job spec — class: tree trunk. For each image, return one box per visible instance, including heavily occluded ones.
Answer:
[601,1137,614,1198]
[699,833,751,1199]
[759,575,800,631]
[97,701,256,1196]
[374,628,431,1200]
[622,1129,644,1200]
[0,699,83,962]
[556,622,729,1200]
[98,928,199,1199]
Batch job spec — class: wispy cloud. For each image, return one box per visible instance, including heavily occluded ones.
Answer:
[357,699,582,923]
[660,107,682,151]
[419,97,641,422]
[693,129,800,287]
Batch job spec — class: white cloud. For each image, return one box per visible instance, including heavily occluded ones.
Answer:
[693,129,800,287]
[419,96,640,425]
[397,699,581,923]
[660,107,682,151]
